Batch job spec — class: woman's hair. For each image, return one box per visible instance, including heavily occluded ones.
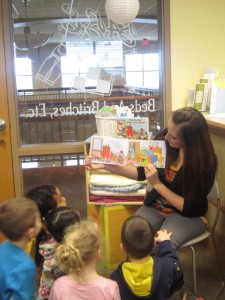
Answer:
[0,197,38,241]
[121,215,154,259]
[167,107,218,200]
[55,220,102,277]
[44,206,81,243]
[26,185,57,219]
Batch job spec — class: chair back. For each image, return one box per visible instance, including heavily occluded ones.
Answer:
[207,179,220,234]
[207,180,220,202]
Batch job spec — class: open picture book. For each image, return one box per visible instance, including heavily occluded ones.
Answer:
[90,135,166,168]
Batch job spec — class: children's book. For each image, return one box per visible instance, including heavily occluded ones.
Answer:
[116,117,152,140]
[90,135,166,168]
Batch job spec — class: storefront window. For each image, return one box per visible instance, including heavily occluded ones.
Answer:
[13,0,162,146]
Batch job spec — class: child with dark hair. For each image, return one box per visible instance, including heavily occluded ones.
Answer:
[111,215,184,300]
[26,185,67,267]
[0,197,42,300]
[26,185,67,219]
[38,206,81,300]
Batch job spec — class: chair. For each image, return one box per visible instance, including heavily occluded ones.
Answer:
[180,180,225,299]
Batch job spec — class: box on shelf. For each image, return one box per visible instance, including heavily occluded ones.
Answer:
[95,115,118,137]
[87,204,141,269]
[95,105,135,137]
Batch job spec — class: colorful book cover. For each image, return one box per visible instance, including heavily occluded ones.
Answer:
[116,117,152,140]
[90,136,166,168]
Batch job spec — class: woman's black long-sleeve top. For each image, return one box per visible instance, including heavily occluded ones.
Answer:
[137,143,215,218]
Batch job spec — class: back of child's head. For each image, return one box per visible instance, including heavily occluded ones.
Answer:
[26,185,57,219]
[44,206,81,243]
[56,220,101,276]
[121,215,154,259]
[0,197,38,241]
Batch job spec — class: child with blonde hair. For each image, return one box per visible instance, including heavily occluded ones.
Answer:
[49,220,121,300]
[0,197,42,300]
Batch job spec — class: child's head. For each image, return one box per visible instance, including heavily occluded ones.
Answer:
[0,197,41,242]
[56,220,102,276]
[26,185,66,219]
[121,215,154,259]
[44,206,81,243]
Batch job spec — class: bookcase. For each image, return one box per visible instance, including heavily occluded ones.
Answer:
[84,138,142,269]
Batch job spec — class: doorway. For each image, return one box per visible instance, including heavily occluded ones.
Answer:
[1,0,165,221]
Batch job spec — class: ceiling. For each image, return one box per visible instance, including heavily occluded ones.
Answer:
[12,0,159,47]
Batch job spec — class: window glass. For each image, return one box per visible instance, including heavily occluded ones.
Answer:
[144,71,159,89]
[143,53,159,70]
[15,57,33,89]
[125,54,143,71]
[13,0,161,145]
[126,72,143,87]
[21,154,86,217]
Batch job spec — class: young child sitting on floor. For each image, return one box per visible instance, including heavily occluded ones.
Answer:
[38,206,81,300]
[111,215,184,300]
[49,220,121,300]
[0,197,42,300]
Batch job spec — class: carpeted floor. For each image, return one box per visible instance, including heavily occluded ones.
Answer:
[97,242,225,300]
[179,244,225,300]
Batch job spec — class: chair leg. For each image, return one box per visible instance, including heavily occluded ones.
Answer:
[211,235,225,300]
[189,245,197,294]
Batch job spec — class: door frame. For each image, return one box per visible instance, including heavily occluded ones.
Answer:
[2,0,84,197]
[0,0,14,201]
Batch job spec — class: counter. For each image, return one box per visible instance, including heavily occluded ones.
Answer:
[204,113,225,137]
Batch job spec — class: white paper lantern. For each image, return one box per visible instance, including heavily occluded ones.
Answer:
[105,0,140,25]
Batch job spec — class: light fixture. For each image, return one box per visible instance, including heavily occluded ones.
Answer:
[14,0,53,51]
[105,0,140,25]
[15,27,53,51]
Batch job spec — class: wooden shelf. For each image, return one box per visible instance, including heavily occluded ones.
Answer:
[84,138,143,268]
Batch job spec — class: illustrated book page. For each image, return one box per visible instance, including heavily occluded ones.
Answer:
[90,135,166,168]
[116,117,152,139]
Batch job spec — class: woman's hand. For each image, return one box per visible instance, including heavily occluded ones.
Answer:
[155,229,172,243]
[85,156,105,171]
[144,164,160,186]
